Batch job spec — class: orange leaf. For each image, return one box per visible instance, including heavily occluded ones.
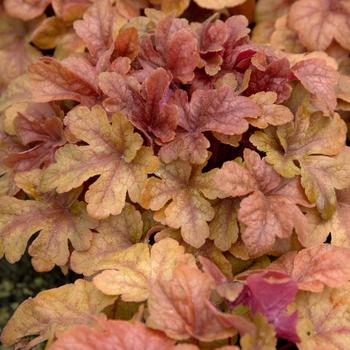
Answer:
[29,56,99,106]
[0,170,97,271]
[271,245,350,292]
[50,319,175,350]
[215,149,310,255]
[293,284,350,349]
[93,238,192,302]
[288,0,350,51]
[141,160,223,248]
[41,105,159,219]
[71,203,143,276]
[147,259,255,341]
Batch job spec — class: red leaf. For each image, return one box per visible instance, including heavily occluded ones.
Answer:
[99,68,178,143]
[140,16,200,83]
[232,270,299,343]
[160,87,259,163]
[29,56,99,106]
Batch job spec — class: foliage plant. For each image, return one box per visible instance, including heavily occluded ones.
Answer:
[1,0,350,349]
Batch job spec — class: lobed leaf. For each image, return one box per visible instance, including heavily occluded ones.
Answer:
[41,105,159,219]
[93,238,192,302]
[288,0,350,51]
[147,258,255,341]
[141,160,223,247]
[70,203,143,275]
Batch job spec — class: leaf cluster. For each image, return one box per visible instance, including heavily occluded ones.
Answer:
[1,0,350,349]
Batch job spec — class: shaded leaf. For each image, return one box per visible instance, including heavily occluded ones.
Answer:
[0,280,116,349]
[240,313,277,350]
[70,203,143,275]
[250,103,347,178]
[193,0,247,10]
[159,87,259,164]
[4,0,50,21]
[300,148,350,219]
[209,198,239,251]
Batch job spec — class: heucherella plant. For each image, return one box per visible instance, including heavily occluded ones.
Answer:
[1,0,350,349]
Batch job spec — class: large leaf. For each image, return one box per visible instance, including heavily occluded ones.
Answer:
[147,258,255,341]
[294,283,350,349]
[41,105,159,219]
[141,160,222,247]
[271,245,350,292]
[0,170,97,271]
[93,238,192,302]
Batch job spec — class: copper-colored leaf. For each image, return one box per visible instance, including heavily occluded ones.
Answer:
[159,87,259,164]
[141,160,222,248]
[29,56,99,106]
[288,0,350,51]
[41,105,159,219]
[147,259,255,341]
[271,245,350,292]
[73,0,116,58]
[50,319,175,350]
[215,149,310,255]
[293,284,350,349]
[71,203,143,275]
[140,16,200,83]
[250,103,347,178]
[99,68,178,143]
[291,59,339,113]
[0,170,97,271]
[4,0,50,21]
[4,103,66,172]
[93,238,191,302]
